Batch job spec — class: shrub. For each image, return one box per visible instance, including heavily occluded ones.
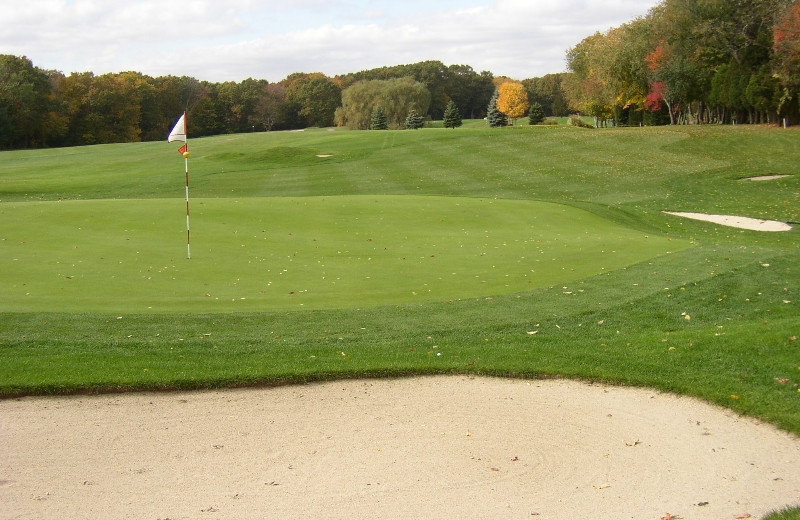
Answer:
[568,114,594,128]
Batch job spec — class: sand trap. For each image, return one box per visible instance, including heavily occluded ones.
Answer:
[741,175,791,181]
[2,376,799,519]
[664,211,793,232]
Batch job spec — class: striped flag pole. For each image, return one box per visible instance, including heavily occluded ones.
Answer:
[168,112,191,259]
[184,148,191,259]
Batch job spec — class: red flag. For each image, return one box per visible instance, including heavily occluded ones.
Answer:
[178,144,187,155]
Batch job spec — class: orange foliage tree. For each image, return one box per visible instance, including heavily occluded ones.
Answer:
[496,82,530,124]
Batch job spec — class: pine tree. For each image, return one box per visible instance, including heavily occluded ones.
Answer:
[528,102,545,125]
[486,90,507,127]
[405,109,425,129]
[442,100,462,129]
[370,106,388,130]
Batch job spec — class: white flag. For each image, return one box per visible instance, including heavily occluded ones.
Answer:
[168,113,186,142]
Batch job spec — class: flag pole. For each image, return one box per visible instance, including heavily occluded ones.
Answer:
[184,146,191,259]
[168,112,190,259]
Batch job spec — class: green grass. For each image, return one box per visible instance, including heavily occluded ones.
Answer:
[1,123,799,449]
[764,507,800,520]
[0,196,684,312]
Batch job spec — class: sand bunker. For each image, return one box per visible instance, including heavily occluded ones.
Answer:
[2,376,799,520]
[741,175,791,181]
[664,211,793,232]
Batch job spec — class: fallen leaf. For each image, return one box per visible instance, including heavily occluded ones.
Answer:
[731,394,740,400]
[491,467,500,471]
[734,514,751,519]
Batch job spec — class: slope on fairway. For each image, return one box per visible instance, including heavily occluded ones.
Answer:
[0,195,689,312]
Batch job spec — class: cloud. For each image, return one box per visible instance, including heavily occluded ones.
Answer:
[1,0,660,81]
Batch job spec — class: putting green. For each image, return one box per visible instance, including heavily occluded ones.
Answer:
[0,195,689,312]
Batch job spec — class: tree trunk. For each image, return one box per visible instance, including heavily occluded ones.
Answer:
[663,96,675,125]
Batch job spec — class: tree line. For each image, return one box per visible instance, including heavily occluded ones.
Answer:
[565,0,800,125]
[0,54,577,150]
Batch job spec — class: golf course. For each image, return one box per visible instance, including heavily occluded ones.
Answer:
[1,121,799,518]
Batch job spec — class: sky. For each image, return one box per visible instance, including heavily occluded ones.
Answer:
[2,0,662,82]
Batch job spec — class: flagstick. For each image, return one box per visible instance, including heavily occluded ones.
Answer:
[168,112,190,258]
[184,152,191,259]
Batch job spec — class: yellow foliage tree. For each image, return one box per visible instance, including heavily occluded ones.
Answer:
[496,82,530,124]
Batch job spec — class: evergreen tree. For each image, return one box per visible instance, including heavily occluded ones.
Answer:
[370,106,388,130]
[528,102,545,124]
[405,109,425,129]
[486,90,507,127]
[442,100,462,128]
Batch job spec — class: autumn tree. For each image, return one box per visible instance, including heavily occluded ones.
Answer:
[442,100,462,128]
[496,82,530,124]
[648,0,792,123]
[566,31,619,125]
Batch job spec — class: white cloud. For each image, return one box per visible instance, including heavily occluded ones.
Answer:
[1,0,660,81]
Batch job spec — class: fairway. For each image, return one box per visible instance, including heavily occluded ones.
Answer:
[0,195,685,312]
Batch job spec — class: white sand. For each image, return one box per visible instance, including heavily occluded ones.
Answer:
[2,376,799,520]
[664,212,793,232]
[741,175,791,181]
